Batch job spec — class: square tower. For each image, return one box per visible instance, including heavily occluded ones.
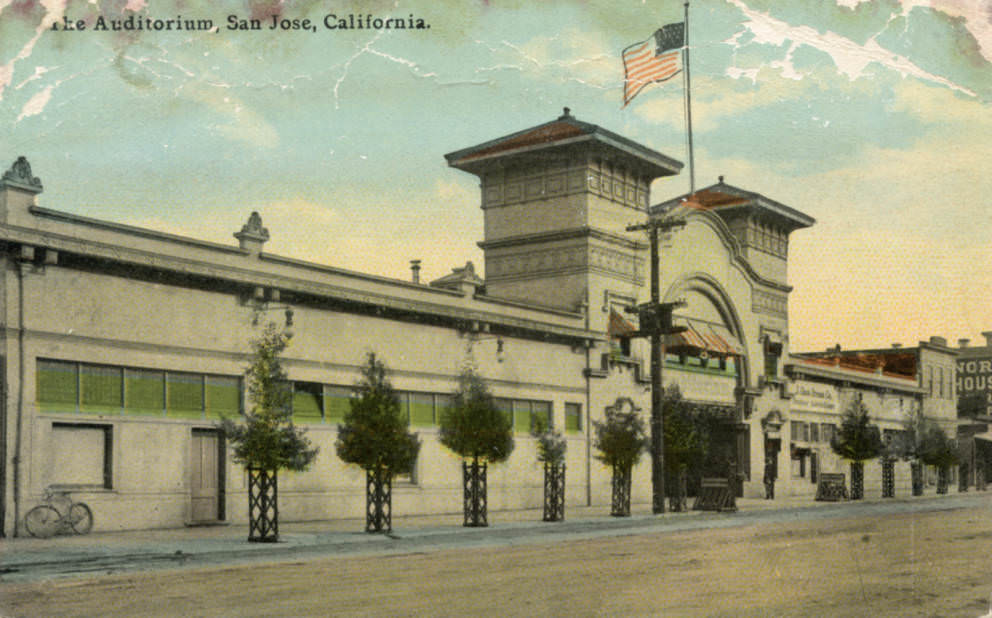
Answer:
[445,109,682,313]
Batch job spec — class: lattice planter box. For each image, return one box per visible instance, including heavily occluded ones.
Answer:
[543,463,566,522]
[366,467,392,533]
[463,461,488,527]
[248,468,278,543]
[881,458,895,498]
[850,462,864,500]
[611,464,632,517]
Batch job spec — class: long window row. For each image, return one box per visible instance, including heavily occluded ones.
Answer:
[293,381,577,433]
[37,359,241,420]
[37,359,581,433]
[290,382,456,428]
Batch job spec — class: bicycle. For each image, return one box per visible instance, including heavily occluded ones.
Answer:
[24,488,93,538]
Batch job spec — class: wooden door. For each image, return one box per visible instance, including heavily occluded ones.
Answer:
[191,430,220,523]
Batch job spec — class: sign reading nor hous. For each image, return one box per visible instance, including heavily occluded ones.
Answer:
[957,355,992,406]
[789,381,838,414]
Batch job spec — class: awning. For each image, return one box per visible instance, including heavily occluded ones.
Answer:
[608,308,637,338]
[667,316,744,357]
[974,431,992,444]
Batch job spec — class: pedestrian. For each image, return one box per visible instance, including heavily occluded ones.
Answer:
[763,455,776,500]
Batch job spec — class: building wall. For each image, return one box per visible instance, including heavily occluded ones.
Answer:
[7,248,608,535]
[919,343,958,429]
[785,375,921,497]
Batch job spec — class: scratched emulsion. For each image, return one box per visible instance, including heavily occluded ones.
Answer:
[0,0,989,350]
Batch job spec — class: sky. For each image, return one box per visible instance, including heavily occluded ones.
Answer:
[1,0,990,352]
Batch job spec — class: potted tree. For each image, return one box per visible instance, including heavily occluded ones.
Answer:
[899,407,929,496]
[919,423,958,494]
[662,385,705,512]
[438,366,514,527]
[531,417,566,522]
[593,398,649,517]
[830,399,884,500]
[221,322,318,542]
[335,353,421,533]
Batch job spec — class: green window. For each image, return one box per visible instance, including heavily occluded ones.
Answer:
[565,402,582,433]
[206,375,241,419]
[532,401,552,431]
[494,398,513,427]
[435,393,454,425]
[166,372,204,419]
[80,364,122,414]
[324,385,351,423]
[292,382,323,422]
[37,359,79,413]
[409,392,434,426]
[124,368,164,416]
[512,400,532,433]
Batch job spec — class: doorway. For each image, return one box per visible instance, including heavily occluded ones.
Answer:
[190,429,225,523]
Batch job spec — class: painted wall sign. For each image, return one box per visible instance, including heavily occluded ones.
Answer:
[789,381,837,414]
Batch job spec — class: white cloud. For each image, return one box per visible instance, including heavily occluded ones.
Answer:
[491,28,619,91]
[789,230,992,350]
[178,83,279,149]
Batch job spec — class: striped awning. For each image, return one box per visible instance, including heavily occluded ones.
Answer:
[667,317,744,357]
[608,308,637,338]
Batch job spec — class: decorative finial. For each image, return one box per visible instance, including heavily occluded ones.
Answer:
[234,211,270,253]
[237,212,269,240]
[718,175,724,184]
[559,107,572,119]
[2,156,43,194]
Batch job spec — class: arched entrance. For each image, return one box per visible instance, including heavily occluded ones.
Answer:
[661,274,751,495]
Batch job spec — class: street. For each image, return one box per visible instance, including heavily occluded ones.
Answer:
[2,494,992,617]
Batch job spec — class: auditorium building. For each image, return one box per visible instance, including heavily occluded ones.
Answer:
[4,107,908,537]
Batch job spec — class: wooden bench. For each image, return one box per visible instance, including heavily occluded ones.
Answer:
[815,472,848,501]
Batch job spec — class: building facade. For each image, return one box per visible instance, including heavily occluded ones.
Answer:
[1,111,824,536]
[789,339,961,497]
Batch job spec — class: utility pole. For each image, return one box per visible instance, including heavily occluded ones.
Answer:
[627,215,686,514]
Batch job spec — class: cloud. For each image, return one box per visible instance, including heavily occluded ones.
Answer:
[177,82,279,149]
[789,229,992,350]
[487,27,619,91]
[725,0,978,97]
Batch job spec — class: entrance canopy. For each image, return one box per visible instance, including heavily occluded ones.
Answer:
[668,316,745,357]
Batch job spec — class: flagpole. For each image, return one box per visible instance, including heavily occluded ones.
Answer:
[683,1,695,196]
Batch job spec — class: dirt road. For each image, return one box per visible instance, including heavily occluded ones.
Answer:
[3,503,992,617]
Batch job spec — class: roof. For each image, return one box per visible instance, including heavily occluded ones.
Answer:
[445,108,683,179]
[793,352,918,379]
[652,178,815,232]
[786,357,924,393]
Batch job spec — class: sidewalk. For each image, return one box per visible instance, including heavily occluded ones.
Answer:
[1,491,983,584]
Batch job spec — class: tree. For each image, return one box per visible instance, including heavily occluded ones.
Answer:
[335,353,421,533]
[438,366,514,526]
[221,322,318,542]
[830,399,884,500]
[531,417,566,521]
[918,423,959,494]
[594,399,649,516]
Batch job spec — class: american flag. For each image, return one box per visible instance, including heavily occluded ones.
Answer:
[622,22,685,107]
